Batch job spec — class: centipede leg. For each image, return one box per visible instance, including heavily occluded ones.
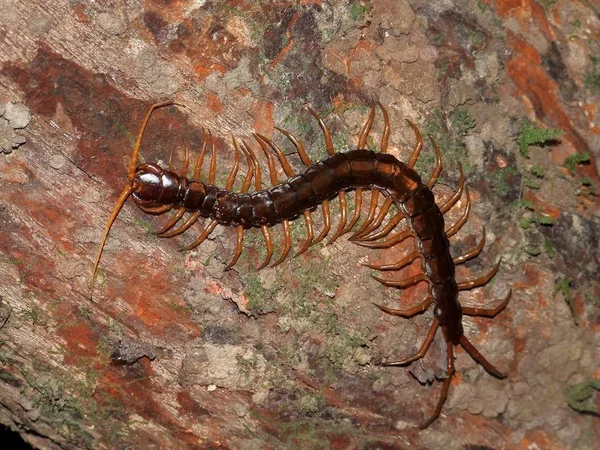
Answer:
[382,320,440,366]
[153,208,187,235]
[457,259,501,290]
[459,335,506,378]
[420,342,455,429]
[257,225,274,270]
[312,200,331,245]
[372,272,427,288]
[354,197,394,239]
[296,211,314,257]
[350,192,380,240]
[453,227,485,265]
[462,289,511,317]
[358,103,376,149]
[225,225,245,269]
[427,136,443,189]
[373,295,433,318]
[406,120,424,168]
[179,219,218,251]
[341,188,362,234]
[328,191,348,244]
[363,249,420,271]
[357,211,405,242]
[440,165,464,214]
[445,187,471,238]
[272,220,292,267]
[156,212,200,238]
[378,101,390,153]
[355,228,413,249]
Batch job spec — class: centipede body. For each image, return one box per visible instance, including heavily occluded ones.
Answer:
[92,100,511,429]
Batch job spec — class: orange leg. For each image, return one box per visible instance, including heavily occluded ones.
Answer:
[382,320,440,366]
[353,197,393,239]
[453,227,485,265]
[272,220,292,267]
[363,249,420,271]
[179,219,218,252]
[445,186,470,238]
[356,211,405,242]
[373,295,434,318]
[420,341,455,429]
[406,119,424,169]
[457,259,502,290]
[426,137,443,189]
[355,228,413,249]
[257,225,274,270]
[225,225,245,269]
[371,272,427,288]
[462,289,511,317]
[440,165,464,214]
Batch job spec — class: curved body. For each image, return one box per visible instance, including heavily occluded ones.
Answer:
[93,101,509,428]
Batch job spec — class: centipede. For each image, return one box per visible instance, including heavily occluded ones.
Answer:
[91,100,511,428]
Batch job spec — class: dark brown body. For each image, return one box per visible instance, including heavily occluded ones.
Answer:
[94,102,508,429]
[132,149,462,342]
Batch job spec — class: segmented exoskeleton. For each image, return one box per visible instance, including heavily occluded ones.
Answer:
[92,101,510,428]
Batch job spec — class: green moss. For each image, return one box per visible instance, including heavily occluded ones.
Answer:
[565,380,600,415]
[241,272,276,316]
[555,277,574,306]
[540,0,560,9]
[348,2,372,21]
[491,166,519,197]
[525,178,542,190]
[518,121,562,158]
[529,165,545,178]
[544,238,555,258]
[451,109,476,135]
[564,152,590,175]
[523,246,541,257]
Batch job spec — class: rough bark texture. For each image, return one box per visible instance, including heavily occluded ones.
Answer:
[1,1,599,449]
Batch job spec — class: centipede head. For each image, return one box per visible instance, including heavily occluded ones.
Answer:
[90,101,179,298]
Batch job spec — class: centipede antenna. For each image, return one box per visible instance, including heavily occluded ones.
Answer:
[167,145,176,171]
[225,225,245,269]
[128,100,175,181]
[275,126,312,166]
[445,186,470,238]
[225,139,241,190]
[371,272,427,288]
[440,164,465,214]
[90,184,134,297]
[382,320,440,366]
[457,259,502,290]
[419,342,455,429]
[341,189,363,234]
[462,289,511,317]
[312,200,331,245]
[459,335,506,378]
[377,101,390,153]
[363,248,420,271]
[358,103,376,149]
[373,296,434,318]
[354,227,413,249]
[208,129,217,185]
[305,105,334,156]
[257,225,274,270]
[427,136,443,189]
[272,219,291,267]
[406,120,423,169]
[180,219,218,252]
[453,227,486,265]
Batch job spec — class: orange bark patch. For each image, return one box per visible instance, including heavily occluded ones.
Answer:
[250,99,274,136]
[520,428,569,450]
[58,322,99,362]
